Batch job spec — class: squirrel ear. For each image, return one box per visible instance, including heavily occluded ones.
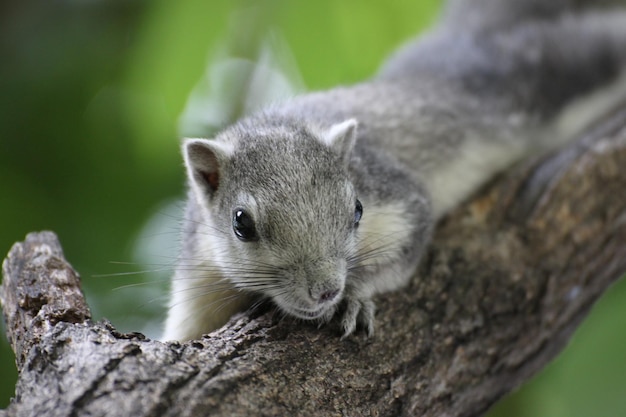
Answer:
[183,138,233,197]
[323,119,358,166]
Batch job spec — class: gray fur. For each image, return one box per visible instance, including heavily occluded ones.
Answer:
[162,0,626,341]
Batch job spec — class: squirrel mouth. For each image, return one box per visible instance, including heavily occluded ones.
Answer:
[289,306,331,320]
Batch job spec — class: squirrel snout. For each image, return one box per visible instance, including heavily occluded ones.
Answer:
[318,289,340,304]
[301,259,346,306]
[309,287,341,305]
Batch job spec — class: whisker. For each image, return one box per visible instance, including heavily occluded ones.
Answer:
[93,268,174,279]
[111,280,174,291]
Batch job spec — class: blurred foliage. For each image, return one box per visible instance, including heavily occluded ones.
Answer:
[0,0,624,415]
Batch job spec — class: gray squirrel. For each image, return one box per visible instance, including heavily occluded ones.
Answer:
[163,0,626,341]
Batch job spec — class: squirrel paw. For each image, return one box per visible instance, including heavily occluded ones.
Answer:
[340,296,375,338]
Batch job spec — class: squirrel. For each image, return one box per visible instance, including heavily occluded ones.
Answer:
[162,0,626,341]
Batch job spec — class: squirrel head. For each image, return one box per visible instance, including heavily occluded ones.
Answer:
[182,118,361,321]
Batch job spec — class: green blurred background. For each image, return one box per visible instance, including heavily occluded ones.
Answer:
[1,0,624,415]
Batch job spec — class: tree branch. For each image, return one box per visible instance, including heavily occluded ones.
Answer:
[1,110,625,417]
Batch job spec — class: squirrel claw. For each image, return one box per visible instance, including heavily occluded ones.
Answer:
[341,297,376,339]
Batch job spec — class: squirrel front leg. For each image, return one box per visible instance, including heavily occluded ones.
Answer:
[162,259,252,341]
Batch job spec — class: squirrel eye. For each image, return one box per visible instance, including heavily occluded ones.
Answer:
[354,199,363,227]
[233,209,258,241]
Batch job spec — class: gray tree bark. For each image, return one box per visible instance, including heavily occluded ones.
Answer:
[1,108,626,417]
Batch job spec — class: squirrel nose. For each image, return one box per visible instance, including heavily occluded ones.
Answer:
[316,289,340,304]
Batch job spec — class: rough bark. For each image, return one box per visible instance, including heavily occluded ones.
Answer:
[1,109,625,417]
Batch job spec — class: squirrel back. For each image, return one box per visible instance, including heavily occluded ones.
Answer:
[162,0,626,341]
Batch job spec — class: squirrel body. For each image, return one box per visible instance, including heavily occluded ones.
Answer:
[163,0,626,341]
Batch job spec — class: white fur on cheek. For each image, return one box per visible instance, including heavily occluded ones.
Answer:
[356,201,413,267]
